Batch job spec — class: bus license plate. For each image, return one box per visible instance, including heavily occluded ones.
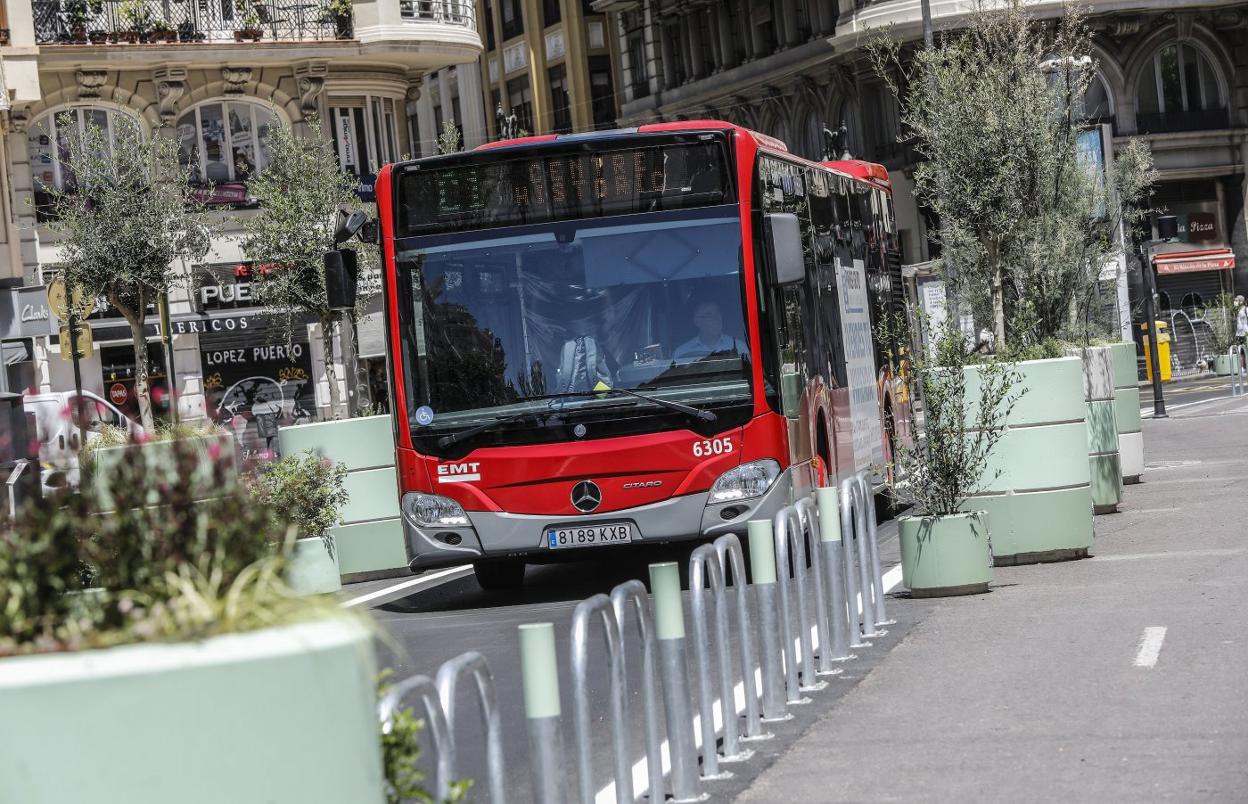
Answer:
[547,523,634,550]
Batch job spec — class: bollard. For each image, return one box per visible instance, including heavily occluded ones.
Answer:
[795,496,840,677]
[519,623,567,804]
[838,479,870,648]
[851,479,882,639]
[649,562,702,800]
[815,486,854,663]
[858,475,894,628]
[1231,346,1244,397]
[747,520,792,721]
[571,595,633,804]
[378,674,452,802]
[610,580,666,803]
[435,652,508,804]
[689,544,750,771]
[712,534,766,740]
[773,506,823,698]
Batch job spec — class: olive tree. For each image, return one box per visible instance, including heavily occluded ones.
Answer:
[869,1,1154,349]
[43,117,210,429]
[236,116,366,414]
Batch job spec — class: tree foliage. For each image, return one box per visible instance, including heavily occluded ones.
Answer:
[869,1,1155,349]
[436,119,463,155]
[237,116,368,414]
[42,117,211,429]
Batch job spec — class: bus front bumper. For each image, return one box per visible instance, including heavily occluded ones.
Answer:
[402,473,795,571]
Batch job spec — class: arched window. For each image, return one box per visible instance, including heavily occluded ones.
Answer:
[1080,71,1113,123]
[1135,43,1227,133]
[28,105,141,194]
[27,105,142,220]
[175,100,281,187]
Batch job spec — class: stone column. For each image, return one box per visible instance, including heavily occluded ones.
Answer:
[680,16,696,82]
[617,12,634,102]
[415,82,437,156]
[642,0,664,96]
[717,5,736,70]
[457,64,487,148]
[660,19,678,89]
[689,11,706,80]
[743,0,761,59]
[561,0,593,131]
[780,0,799,47]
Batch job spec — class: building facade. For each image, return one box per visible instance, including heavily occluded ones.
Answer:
[595,0,1248,327]
[0,0,481,447]
[409,0,620,155]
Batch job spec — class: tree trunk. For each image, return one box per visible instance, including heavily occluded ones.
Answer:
[112,291,155,431]
[988,241,1006,348]
[321,316,343,418]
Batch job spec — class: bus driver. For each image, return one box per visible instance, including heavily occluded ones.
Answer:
[674,301,749,360]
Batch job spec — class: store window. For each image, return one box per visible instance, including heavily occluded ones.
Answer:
[507,76,534,133]
[28,105,142,220]
[101,343,172,424]
[549,65,572,134]
[627,30,649,99]
[175,101,281,202]
[589,55,615,130]
[1080,71,1114,124]
[1135,43,1227,133]
[331,96,401,179]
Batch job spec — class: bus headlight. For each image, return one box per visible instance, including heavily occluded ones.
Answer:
[709,459,781,503]
[402,492,470,528]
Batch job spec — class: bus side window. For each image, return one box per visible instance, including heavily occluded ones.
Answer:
[832,180,851,243]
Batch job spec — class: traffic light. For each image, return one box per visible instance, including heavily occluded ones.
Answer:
[324,248,359,311]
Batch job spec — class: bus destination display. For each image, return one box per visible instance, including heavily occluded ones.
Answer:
[398,141,730,236]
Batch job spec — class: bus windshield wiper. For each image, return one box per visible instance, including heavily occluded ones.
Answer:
[436,407,546,448]
[554,386,717,423]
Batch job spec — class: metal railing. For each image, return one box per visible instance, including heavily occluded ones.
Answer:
[399,0,475,28]
[381,471,892,803]
[33,0,350,45]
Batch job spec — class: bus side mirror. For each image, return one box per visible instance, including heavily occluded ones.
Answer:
[766,213,805,285]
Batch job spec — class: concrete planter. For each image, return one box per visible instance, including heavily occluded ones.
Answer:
[1109,342,1144,484]
[90,433,238,509]
[0,619,383,804]
[898,511,991,597]
[962,356,1093,565]
[1070,346,1122,514]
[1213,354,1234,376]
[286,535,342,595]
[278,416,407,580]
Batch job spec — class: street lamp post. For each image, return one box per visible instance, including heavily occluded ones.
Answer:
[1139,214,1178,419]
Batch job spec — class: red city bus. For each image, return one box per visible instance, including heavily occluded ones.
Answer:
[374,121,908,589]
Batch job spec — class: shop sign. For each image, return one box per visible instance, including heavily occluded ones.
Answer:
[169,311,264,335]
[355,174,377,202]
[0,286,56,340]
[1185,212,1217,242]
[109,383,128,406]
[190,182,252,207]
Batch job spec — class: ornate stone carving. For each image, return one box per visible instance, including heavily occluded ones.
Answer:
[1175,12,1194,41]
[221,66,253,95]
[9,105,31,134]
[1213,9,1248,29]
[75,70,108,99]
[153,66,188,126]
[406,76,423,103]
[293,61,329,116]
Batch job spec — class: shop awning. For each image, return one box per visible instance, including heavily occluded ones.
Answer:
[1154,248,1236,275]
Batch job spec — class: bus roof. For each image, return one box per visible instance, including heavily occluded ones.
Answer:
[460,119,890,192]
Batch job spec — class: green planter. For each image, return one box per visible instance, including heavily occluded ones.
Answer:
[1213,354,1234,376]
[88,433,238,510]
[278,416,406,579]
[898,511,991,597]
[0,619,383,804]
[1071,346,1122,514]
[1109,342,1143,484]
[962,357,1093,565]
[286,535,342,594]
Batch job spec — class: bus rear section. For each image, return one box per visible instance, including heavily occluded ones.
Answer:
[375,123,894,588]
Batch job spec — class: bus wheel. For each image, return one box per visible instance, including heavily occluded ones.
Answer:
[473,559,526,590]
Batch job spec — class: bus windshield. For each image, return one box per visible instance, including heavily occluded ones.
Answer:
[394,204,752,448]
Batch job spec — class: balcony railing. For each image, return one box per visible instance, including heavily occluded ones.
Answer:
[399,0,475,29]
[1136,108,1230,135]
[33,0,351,45]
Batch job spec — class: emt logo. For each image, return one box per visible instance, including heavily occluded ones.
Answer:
[437,462,481,483]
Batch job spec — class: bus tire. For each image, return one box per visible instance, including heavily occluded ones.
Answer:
[473,559,526,590]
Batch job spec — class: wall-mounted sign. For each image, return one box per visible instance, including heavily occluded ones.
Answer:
[0,286,56,340]
[190,182,252,206]
[1185,211,1217,242]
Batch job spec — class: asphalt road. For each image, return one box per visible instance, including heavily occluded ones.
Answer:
[1140,375,1238,416]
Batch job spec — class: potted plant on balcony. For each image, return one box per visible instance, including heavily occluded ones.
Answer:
[65,0,90,42]
[117,0,154,42]
[149,16,176,42]
[253,449,351,594]
[233,0,263,41]
[0,440,386,802]
[892,315,1021,596]
[328,0,353,39]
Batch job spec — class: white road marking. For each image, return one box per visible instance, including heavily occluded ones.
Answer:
[1134,626,1167,668]
[1141,394,1239,418]
[594,563,904,804]
[340,566,474,608]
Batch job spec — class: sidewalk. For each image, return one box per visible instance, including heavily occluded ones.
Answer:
[739,392,1248,801]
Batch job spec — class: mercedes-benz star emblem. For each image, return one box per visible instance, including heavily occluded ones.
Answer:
[570,480,602,513]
